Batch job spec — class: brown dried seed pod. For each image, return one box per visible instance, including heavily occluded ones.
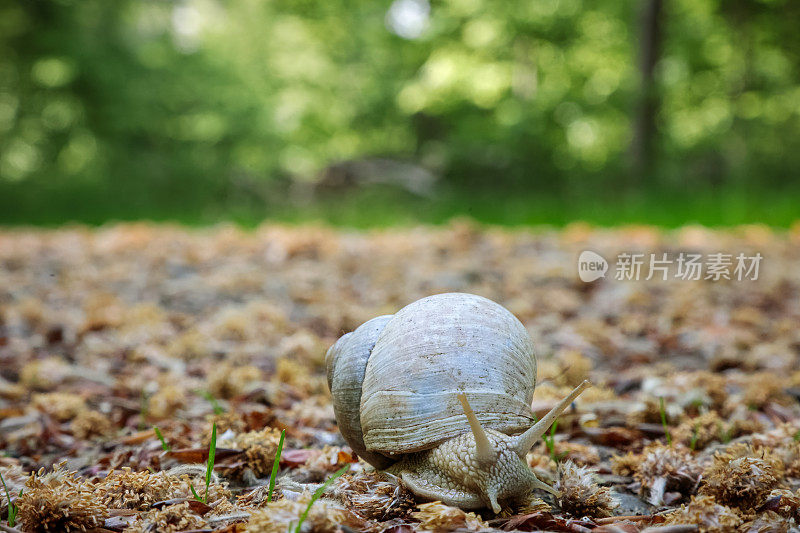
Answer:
[98,468,185,510]
[123,501,207,533]
[331,471,416,520]
[555,461,618,518]
[245,491,350,533]
[663,495,743,532]
[70,409,113,439]
[18,472,108,533]
[411,501,488,532]
[699,443,783,511]
[615,443,703,505]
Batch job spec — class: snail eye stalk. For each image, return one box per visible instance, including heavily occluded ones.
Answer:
[457,393,497,464]
[513,380,591,457]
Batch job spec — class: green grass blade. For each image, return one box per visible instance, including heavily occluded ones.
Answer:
[190,483,202,502]
[139,390,149,430]
[153,426,171,452]
[659,397,672,446]
[294,464,349,533]
[267,429,286,502]
[543,418,560,463]
[204,422,217,503]
[0,470,12,507]
[198,390,225,415]
[0,471,19,527]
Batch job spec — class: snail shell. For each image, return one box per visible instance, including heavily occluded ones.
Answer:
[326,292,536,468]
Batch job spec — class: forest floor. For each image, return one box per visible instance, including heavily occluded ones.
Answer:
[1,222,799,532]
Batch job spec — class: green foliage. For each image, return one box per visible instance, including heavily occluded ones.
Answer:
[659,397,672,446]
[542,418,567,464]
[190,423,217,504]
[721,427,734,444]
[267,429,286,503]
[1,0,799,224]
[198,390,225,415]
[139,391,149,431]
[689,424,699,451]
[153,426,171,452]
[0,470,20,527]
[292,465,350,533]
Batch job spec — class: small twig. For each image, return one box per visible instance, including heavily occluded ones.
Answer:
[206,511,252,524]
[0,524,24,533]
[640,525,699,533]
[595,515,654,524]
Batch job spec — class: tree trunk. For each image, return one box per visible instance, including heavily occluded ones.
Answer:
[630,0,664,181]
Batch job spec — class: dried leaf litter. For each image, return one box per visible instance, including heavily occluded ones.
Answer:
[0,222,799,532]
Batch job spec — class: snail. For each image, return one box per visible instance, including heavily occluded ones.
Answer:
[326,292,590,513]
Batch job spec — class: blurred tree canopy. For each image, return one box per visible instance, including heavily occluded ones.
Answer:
[0,0,798,224]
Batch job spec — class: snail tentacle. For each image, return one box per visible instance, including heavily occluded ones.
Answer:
[512,380,591,457]
[457,393,496,464]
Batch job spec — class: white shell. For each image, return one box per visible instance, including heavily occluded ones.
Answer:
[361,293,536,454]
[327,293,537,465]
[326,315,395,469]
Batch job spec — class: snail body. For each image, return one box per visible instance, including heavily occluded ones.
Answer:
[326,293,589,513]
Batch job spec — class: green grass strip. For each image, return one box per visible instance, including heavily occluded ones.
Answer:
[153,426,171,452]
[190,422,217,503]
[198,390,225,415]
[0,470,20,527]
[293,464,349,533]
[689,424,699,451]
[267,429,286,502]
[659,397,672,446]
